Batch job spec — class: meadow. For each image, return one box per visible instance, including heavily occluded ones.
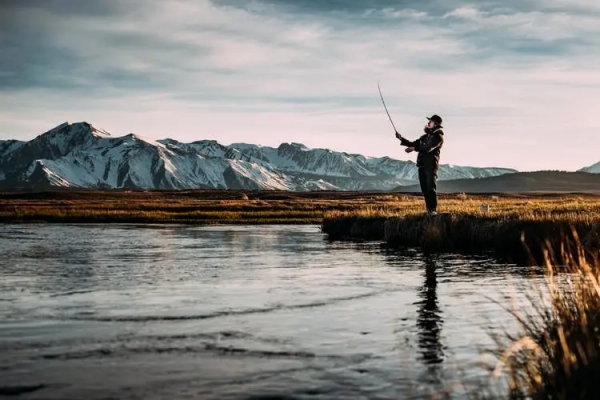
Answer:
[0,190,597,222]
[0,189,392,225]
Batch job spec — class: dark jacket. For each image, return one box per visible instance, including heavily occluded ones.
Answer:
[400,127,444,170]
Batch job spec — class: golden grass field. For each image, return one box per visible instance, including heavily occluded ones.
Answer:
[0,189,397,224]
[1,189,599,223]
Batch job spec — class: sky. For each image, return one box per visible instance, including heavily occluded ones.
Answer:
[1,0,599,171]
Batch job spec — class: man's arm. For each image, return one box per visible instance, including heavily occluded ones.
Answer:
[399,136,417,147]
[414,133,443,153]
[395,132,415,147]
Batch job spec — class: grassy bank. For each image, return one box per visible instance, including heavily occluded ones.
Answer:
[480,242,600,400]
[322,195,600,265]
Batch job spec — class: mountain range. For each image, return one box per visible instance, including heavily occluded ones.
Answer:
[0,122,598,192]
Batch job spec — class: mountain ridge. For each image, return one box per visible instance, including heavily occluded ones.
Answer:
[1,121,590,191]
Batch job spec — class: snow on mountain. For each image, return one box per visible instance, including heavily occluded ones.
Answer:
[365,156,418,179]
[226,160,291,190]
[0,139,24,158]
[304,179,340,190]
[1,122,111,179]
[34,121,111,156]
[227,144,272,165]
[264,143,377,177]
[26,159,94,187]
[0,121,519,191]
[580,161,600,174]
[228,142,378,177]
[0,139,24,180]
[184,140,228,158]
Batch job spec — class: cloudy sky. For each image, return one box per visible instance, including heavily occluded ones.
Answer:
[1,0,599,171]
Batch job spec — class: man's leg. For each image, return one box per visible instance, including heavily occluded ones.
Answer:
[428,168,438,212]
[418,168,428,211]
[422,168,438,213]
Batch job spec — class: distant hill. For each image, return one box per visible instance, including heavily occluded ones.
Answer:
[580,161,600,174]
[393,171,600,193]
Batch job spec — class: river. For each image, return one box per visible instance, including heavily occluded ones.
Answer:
[0,224,541,399]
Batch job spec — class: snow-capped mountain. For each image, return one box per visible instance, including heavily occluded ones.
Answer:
[580,162,600,174]
[0,122,518,191]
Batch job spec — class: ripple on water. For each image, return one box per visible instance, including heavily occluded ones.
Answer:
[0,224,541,399]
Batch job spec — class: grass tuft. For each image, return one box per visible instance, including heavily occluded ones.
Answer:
[481,236,600,399]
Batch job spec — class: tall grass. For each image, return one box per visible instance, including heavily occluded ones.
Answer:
[483,234,600,399]
[322,196,600,264]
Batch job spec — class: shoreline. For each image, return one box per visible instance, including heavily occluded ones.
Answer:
[2,190,599,265]
[322,213,600,266]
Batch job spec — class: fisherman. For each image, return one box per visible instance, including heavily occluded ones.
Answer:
[396,115,444,216]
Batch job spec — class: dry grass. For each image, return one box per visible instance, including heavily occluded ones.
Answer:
[323,194,600,220]
[416,238,600,400]
[480,236,600,399]
[0,189,396,224]
[4,190,588,224]
[322,195,600,264]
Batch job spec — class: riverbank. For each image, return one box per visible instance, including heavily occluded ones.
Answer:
[2,190,600,263]
[1,190,598,231]
[322,194,600,265]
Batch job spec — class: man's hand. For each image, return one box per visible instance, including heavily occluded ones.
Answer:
[395,132,402,140]
[405,147,415,153]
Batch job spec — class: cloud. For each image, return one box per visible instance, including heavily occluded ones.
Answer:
[1,0,599,171]
[0,0,127,17]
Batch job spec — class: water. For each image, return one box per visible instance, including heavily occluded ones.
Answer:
[0,224,542,399]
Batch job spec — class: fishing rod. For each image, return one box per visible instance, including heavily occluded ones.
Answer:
[377,81,400,137]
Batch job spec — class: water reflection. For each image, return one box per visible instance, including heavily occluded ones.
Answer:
[416,256,445,384]
[0,225,536,400]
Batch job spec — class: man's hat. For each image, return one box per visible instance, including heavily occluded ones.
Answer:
[427,114,442,125]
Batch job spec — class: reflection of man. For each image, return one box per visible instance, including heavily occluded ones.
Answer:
[396,115,444,216]
[416,256,445,382]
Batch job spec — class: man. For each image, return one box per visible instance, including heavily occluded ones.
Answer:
[396,115,444,215]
